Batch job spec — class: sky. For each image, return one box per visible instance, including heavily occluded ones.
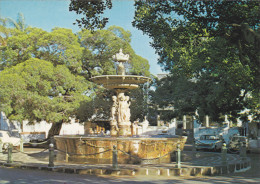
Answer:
[0,0,166,75]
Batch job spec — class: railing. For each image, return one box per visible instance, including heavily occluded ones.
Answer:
[0,137,248,170]
[0,138,183,169]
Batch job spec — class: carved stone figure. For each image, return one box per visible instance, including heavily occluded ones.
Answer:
[117,93,131,124]
[139,116,149,133]
[117,62,125,75]
[142,116,149,126]
[112,48,129,62]
[124,96,131,122]
[117,93,125,123]
[111,96,117,121]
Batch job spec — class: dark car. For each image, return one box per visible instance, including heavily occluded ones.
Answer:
[228,136,249,152]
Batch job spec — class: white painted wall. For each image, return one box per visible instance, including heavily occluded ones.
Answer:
[60,120,84,135]
[1,112,84,140]
[140,120,176,136]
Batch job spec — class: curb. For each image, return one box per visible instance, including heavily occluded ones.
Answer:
[0,158,251,177]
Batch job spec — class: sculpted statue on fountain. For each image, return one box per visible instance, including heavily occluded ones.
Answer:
[112,48,129,62]
[111,96,118,121]
[118,94,131,123]
[110,92,132,136]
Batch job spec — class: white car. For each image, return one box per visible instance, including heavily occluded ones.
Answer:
[0,130,21,150]
[195,135,224,151]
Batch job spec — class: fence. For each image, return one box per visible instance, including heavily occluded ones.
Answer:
[0,138,183,169]
[0,137,248,170]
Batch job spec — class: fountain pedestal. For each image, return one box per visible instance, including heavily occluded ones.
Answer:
[118,121,131,136]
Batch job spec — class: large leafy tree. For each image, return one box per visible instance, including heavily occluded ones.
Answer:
[68,0,260,123]
[1,26,149,76]
[0,27,83,72]
[133,1,260,122]
[133,1,259,79]
[0,21,150,134]
[0,58,90,137]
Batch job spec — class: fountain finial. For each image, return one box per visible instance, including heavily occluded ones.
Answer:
[112,48,129,62]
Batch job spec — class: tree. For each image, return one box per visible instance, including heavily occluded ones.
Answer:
[0,58,91,138]
[0,13,27,47]
[1,25,150,76]
[132,1,260,122]
[78,25,150,79]
[69,0,112,31]
[0,21,151,134]
[133,1,259,71]
[68,0,259,122]
[7,13,27,32]
[0,17,10,47]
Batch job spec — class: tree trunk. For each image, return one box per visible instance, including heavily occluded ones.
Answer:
[47,121,63,139]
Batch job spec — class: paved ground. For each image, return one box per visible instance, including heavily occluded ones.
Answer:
[0,166,259,184]
[0,146,246,167]
[0,144,257,181]
[231,153,260,178]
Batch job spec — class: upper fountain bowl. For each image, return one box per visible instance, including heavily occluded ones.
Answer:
[90,75,151,90]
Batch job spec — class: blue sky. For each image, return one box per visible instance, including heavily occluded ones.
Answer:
[0,0,166,75]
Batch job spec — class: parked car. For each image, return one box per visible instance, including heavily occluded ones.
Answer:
[228,135,249,151]
[195,135,224,151]
[0,130,21,150]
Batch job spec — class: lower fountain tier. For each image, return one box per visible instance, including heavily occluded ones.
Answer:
[90,75,151,90]
[54,135,187,164]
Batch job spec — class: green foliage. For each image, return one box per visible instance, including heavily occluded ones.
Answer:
[0,12,151,130]
[132,1,260,122]
[77,88,112,121]
[1,27,83,73]
[129,86,149,122]
[7,12,27,32]
[78,26,150,78]
[69,0,112,31]
[1,25,150,77]
[0,18,10,46]
[0,58,91,124]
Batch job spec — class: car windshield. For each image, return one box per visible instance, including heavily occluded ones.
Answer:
[200,135,219,140]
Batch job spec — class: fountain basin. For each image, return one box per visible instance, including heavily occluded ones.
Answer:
[54,135,187,164]
[90,75,151,90]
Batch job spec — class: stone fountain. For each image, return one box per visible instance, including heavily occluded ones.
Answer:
[54,49,187,164]
[91,48,151,137]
